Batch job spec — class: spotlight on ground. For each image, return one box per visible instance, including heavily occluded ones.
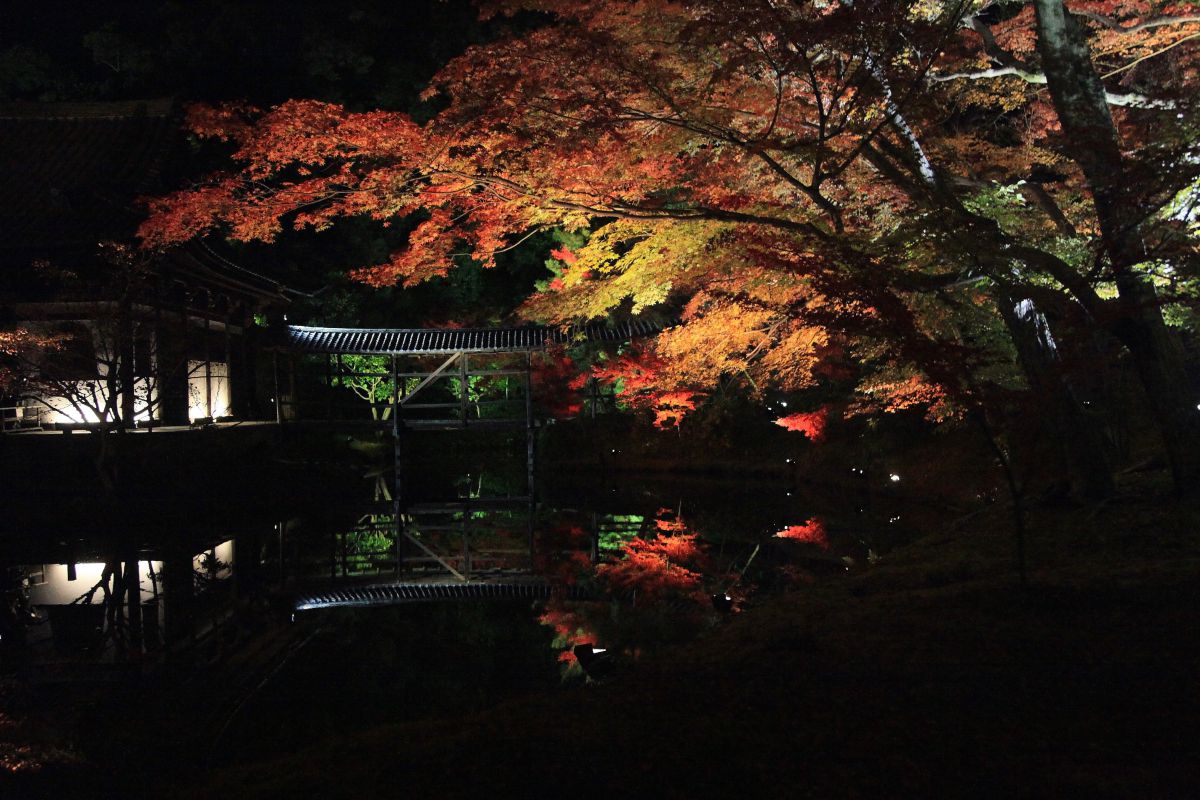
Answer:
[573,643,614,680]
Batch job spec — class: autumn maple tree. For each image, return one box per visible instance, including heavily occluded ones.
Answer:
[140,0,1200,494]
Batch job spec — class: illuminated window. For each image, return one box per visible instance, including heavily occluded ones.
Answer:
[188,360,231,421]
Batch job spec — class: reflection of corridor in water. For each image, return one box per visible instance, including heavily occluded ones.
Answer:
[7,537,237,664]
[2,451,914,683]
[0,451,923,797]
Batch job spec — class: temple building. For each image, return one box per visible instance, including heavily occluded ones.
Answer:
[0,99,292,430]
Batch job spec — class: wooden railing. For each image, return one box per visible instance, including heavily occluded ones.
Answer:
[0,405,43,433]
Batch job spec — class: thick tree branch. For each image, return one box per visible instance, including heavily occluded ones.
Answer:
[1075,11,1200,33]
[929,66,1177,108]
[1019,181,1078,236]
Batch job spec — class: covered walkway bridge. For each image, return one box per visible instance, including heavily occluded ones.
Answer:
[269,323,661,589]
[271,320,660,431]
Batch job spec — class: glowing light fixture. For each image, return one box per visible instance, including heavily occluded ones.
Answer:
[573,643,614,680]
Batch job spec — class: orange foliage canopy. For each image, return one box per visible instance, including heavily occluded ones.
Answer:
[584,348,702,428]
[0,328,65,393]
[139,0,1200,427]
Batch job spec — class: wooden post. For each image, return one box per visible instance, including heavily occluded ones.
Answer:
[393,359,405,515]
[151,280,162,431]
[181,288,190,422]
[525,350,536,572]
[222,297,233,419]
[528,496,536,573]
[393,353,406,579]
[340,527,349,578]
[235,305,254,419]
[591,510,599,564]
[288,354,296,420]
[325,354,333,420]
[462,510,470,579]
[203,291,212,421]
[117,295,135,427]
[278,520,286,584]
[390,355,399,431]
[334,353,342,419]
[125,555,142,652]
[272,352,282,424]
[393,425,404,505]
[393,499,404,577]
[157,282,190,426]
[525,350,535,497]
[459,352,469,427]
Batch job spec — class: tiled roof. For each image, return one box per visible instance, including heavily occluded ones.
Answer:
[167,241,292,306]
[0,99,177,251]
[294,581,595,611]
[285,319,663,355]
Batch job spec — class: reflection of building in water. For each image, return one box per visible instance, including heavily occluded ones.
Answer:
[24,541,233,606]
[15,539,235,658]
[283,500,540,587]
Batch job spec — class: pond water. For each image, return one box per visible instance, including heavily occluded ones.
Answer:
[0,434,919,787]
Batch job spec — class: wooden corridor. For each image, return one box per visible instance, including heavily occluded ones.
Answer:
[269,322,659,592]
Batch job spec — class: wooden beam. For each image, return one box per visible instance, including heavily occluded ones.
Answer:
[399,352,460,406]
[400,529,466,581]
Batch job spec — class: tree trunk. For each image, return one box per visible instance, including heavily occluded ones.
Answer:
[1033,0,1200,492]
[998,293,1114,500]
[117,297,136,426]
[125,555,143,653]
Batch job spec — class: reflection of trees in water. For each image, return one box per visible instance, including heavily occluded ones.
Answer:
[339,515,397,576]
[51,559,148,655]
[538,507,754,679]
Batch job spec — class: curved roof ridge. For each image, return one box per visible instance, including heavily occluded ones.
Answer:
[282,320,663,355]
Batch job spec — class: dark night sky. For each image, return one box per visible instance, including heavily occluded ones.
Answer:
[1,1,556,327]
[1,0,483,110]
